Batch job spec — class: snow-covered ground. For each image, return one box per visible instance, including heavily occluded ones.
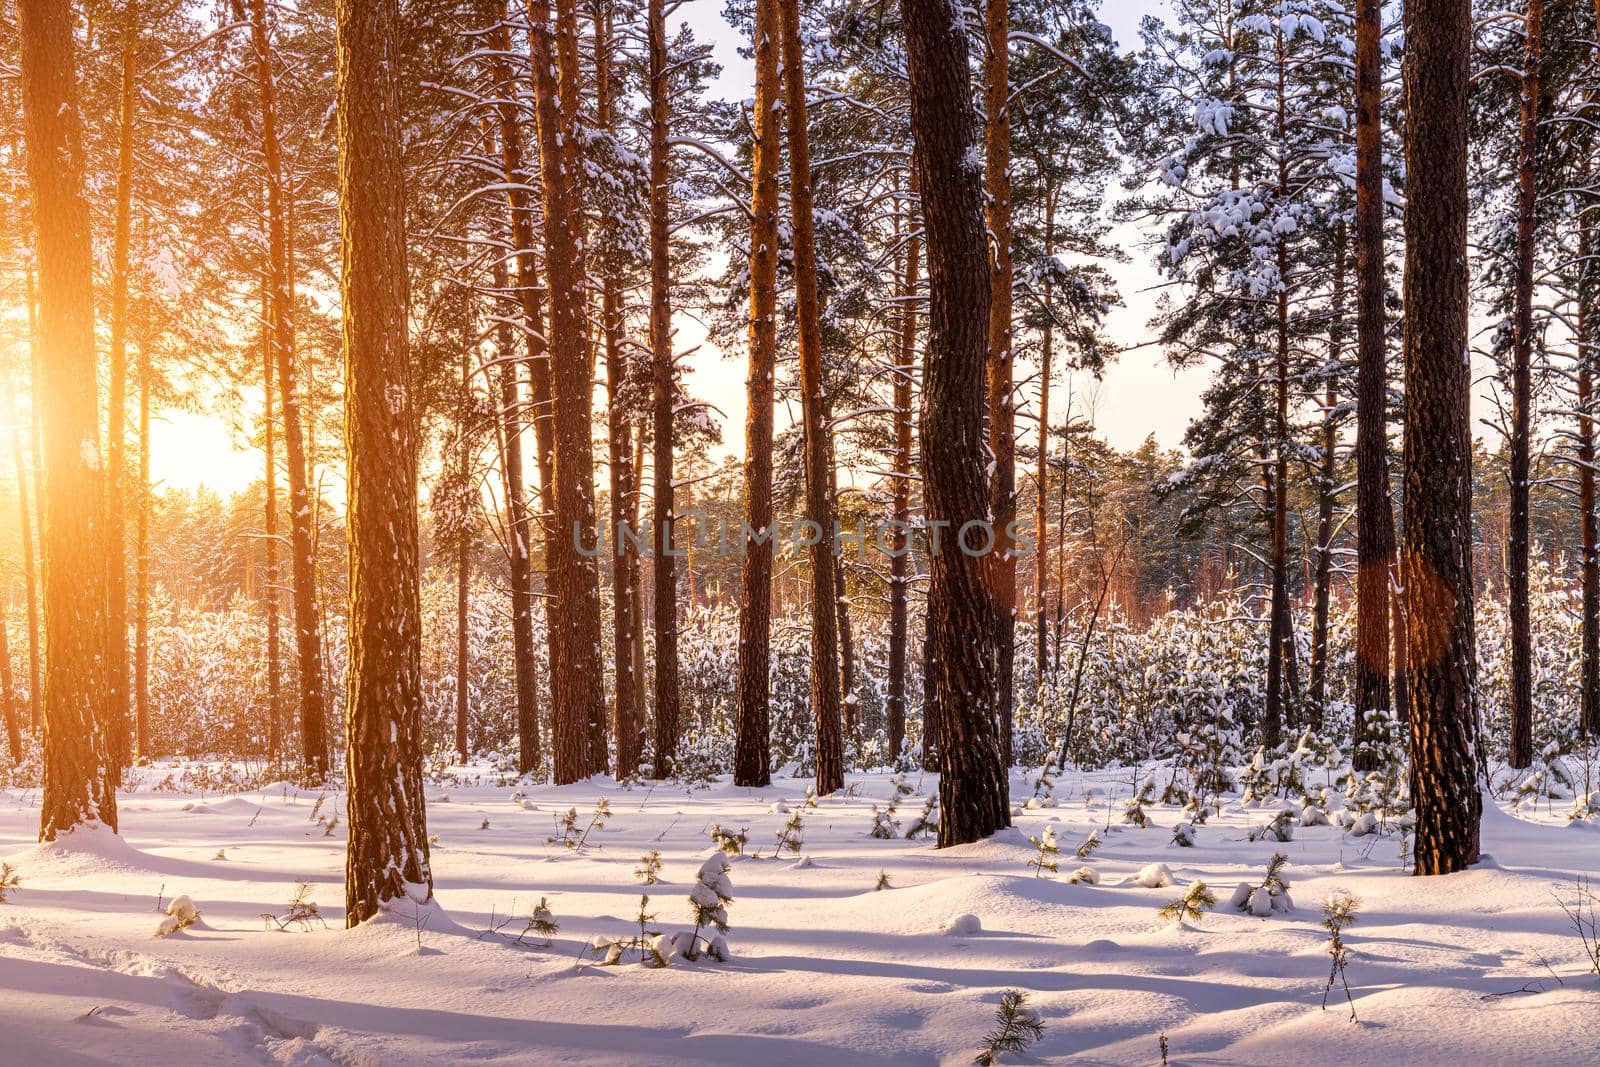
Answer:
[2,765,1597,1065]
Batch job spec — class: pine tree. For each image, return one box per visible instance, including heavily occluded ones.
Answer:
[336,0,432,922]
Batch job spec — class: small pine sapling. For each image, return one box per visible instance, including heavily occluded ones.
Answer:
[1171,822,1197,847]
[0,862,20,903]
[974,989,1045,1065]
[262,882,325,931]
[774,810,805,857]
[683,854,734,961]
[1320,892,1360,1020]
[514,897,560,946]
[1068,866,1098,885]
[1122,778,1156,827]
[635,849,662,885]
[870,802,901,839]
[1554,876,1600,975]
[874,870,892,891]
[1158,882,1216,925]
[156,894,201,937]
[903,795,938,840]
[1028,826,1061,877]
[591,894,664,967]
[1248,808,1296,843]
[1075,829,1101,859]
[1231,852,1293,916]
[708,822,748,856]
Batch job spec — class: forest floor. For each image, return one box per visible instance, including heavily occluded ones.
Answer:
[1,762,1597,1065]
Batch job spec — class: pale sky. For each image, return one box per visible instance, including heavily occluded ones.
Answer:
[151,0,1190,494]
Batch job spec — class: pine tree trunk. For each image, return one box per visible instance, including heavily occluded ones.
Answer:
[487,21,545,777]
[1035,191,1056,676]
[1310,230,1346,731]
[1507,0,1543,770]
[734,0,781,788]
[778,0,845,796]
[103,0,138,771]
[252,0,328,777]
[335,0,432,923]
[1353,0,1394,772]
[903,0,1008,846]
[529,0,606,784]
[827,415,858,734]
[1401,0,1481,875]
[18,0,119,839]
[456,356,472,765]
[135,346,151,757]
[1263,30,1292,751]
[595,0,639,778]
[887,181,920,766]
[5,363,42,736]
[261,288,283,761]
[984,0,1017,768]
[647,0,680,778]
[1582,157,1600,740]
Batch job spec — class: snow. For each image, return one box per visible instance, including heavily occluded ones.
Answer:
[1,765,1597,1064]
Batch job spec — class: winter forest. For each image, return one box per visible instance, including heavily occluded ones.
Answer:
[1,0,1598,1062]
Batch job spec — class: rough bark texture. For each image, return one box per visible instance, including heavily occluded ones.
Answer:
[135,339,151,755]
[335,0,432,923]
[252,0,328,777]
[647,0,681,778]
[1035,193,1055,673]
[1506,0,1543,770]
[595,0,641,778]
[487,20,545,776]
[104,0,138,770]
[529,0,606,784]
[261,289,283,761]
[778,0,844,796]
[1401,0,1481,876]
[984,0,1017,767]
[1353,0,1394,772]
[1583,153,1600,740]
[1310,231,1345,730]
[903,0,1009,847]
[887,182,920,766]
[1263,27,1292,750]
[19,0,119,839]
[734,0,781,788]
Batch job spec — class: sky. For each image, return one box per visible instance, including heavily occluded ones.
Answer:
[149,0,1188,495]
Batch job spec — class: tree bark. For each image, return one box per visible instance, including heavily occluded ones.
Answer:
[1310,229,1346,731]
[456,355,472,765]
[984,0,1017,768]
[135,328,151,756]
[1401,0,1481,875]
[18,0,119,838]
[528,0,606,784]
[1582,145,1600,740]
[1263,24,1292,750]
[104,0,139,770]
[1507,0,1543,770]
[887,179,920,766]
[778,0,845,796]
[1353,0,1394,772]
[335,0,432,923]
[647,0,681,778]
[487,19,545,777]
[261,286,283,761]
[4,363,42,736]
[1035,190,1055,676]
[595,0,641,778]
[734,0,781,788]
[902,0,1008,846]
[251,0,328,777]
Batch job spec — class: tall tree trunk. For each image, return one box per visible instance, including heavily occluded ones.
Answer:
[5,364,42,735]
[647,0,680,778]
[827,415,859,734]
[1035,190,1056,676]
[984,0,1017,768]
[1507,0,1543,770]
[103,0,138,771]
[887,180,920,766]
[903,0,1008,846]
[455,354,472,765]
[252,0,328,777]
[261,286,283,761]
[18,0,118,839]
[1310,230,1346,730]
[335,0,432,923]
[0,607,17,763]
[1263,27,1292,750]
[734,0,781,788]
[528,0,605,784]
[135,342,151,757]
[1582,144,1600,740]
[1402,0,1481,875]
[486,22,545,777]
[594,0,640,778]
[1353,0,1394,772]
[778,0,845,795]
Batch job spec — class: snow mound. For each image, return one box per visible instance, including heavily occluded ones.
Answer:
[5,822,152,879]
[1132,862,1174,888]
[941,912,982,936]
